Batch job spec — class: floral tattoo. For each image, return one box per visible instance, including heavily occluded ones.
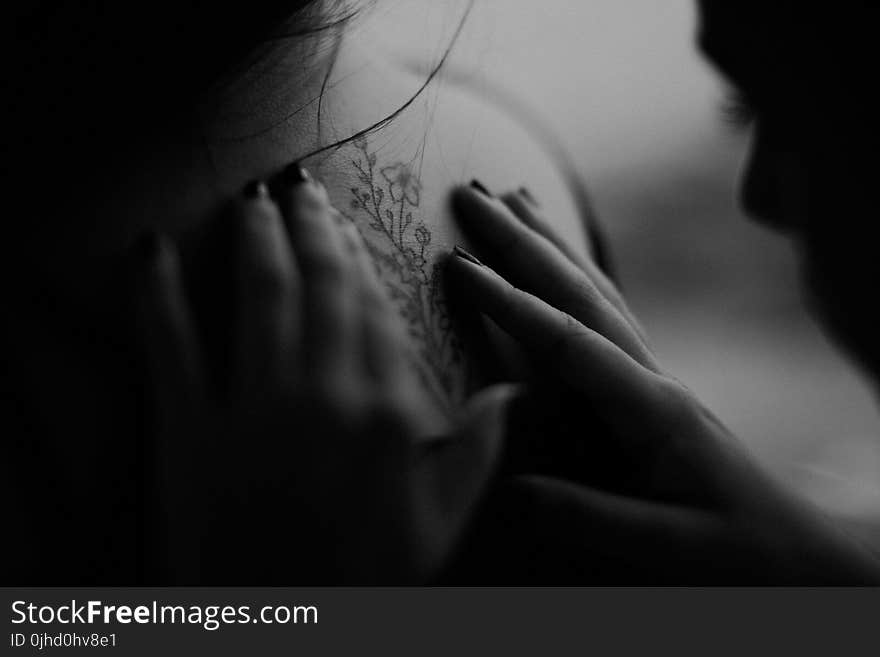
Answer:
[344,136,465,410]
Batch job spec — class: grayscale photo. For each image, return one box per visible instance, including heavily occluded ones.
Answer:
[3,0,880,586]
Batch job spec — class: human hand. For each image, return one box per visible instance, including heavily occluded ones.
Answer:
[133,169,516,584]
[446,184,880,583]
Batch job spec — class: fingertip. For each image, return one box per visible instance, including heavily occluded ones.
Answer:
[132,230,177,286]
[131,231,187,338]
[446,246,486,287]
[451,184,521,245]
[501,189,527,206]
[232,180,297,303]
[451,183,491,211]
[452,245,483,267]
[274,165,333,239]
[234,185,286,244]
[450,184,473,209]
[132,230,206,413]
[501,192,546,237]
[470,179,493,197]
[279,162,328,203]
[450,190,488,244]
[445,249,513,319]
[447,246,500,288]
[233,180,283,236]
[242,179,270,200]
[283,161,312,184]
[518,186,539,206]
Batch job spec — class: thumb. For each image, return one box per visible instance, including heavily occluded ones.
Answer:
[408,383,523,576]
[457,382,526,449]
[425,383,524,515]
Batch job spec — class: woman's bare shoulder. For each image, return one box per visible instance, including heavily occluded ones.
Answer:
[319,53,591,265]
[312,55,593,412]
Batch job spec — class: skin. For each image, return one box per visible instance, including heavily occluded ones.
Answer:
[136,171,518,583]
[3,4,591,581]
[15,1,875,584]
[136,1,880,583]
[446,186,880,583]
[440,2,880,582]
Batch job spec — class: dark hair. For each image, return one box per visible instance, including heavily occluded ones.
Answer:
[698,0,878,117]
[2,2,364,202]
[9,2,360,122]
[3,0,471,230]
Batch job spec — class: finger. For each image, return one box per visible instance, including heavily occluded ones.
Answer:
[500,189,591,272]
[507,475,724,580]
[517,185,540,207]
[134,232,206,422]
[337,219,408,384]
[447,253,668,433]
[133,232,210,581]
[276,164,357,383]
[234,181,301,393]
[502,188,649,346]
[517,184,618,279]
[434,383,521,501]
[453,186,656,370]
[409,384,521,578]
[338,218,381,290]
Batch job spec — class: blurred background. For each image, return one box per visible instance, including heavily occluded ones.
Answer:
[379,0,880,530]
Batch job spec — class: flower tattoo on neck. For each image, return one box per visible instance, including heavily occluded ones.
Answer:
[344,136,465,411]
[382,163,421,206]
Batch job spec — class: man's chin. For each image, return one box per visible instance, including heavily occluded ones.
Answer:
[805,275,880,383]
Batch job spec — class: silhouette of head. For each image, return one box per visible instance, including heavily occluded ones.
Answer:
[699,1,880,376]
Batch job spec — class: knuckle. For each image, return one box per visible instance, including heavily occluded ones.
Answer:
[567,275,604,307]
[652,376,700,427]
[556,277,605,322]
[546,311,588,361]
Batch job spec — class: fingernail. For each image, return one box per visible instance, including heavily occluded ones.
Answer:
[134,230,161,262]
[470,179,492,197]
[283,162,312,184]
[519,186,539,205]
[453,245,483,267]
[242,179,269,199]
